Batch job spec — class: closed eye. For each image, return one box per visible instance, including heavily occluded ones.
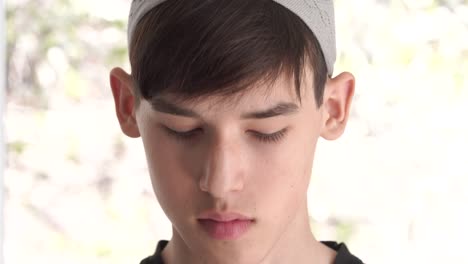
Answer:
[249,128,289,144]
[162,126,202,141]
[162,125,289,144]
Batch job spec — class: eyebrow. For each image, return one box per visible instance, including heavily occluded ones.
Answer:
[151,98,200,117]
[151,98,299,119]
[241,102,299,119]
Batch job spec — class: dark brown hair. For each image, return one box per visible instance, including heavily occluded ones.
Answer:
[130,0,328,107]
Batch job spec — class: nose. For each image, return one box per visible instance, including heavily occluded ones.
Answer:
[199,136,245,198]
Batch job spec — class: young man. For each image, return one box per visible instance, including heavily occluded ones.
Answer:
[109,0,361,263]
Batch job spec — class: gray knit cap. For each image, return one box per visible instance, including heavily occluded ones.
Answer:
[128,0,336,75]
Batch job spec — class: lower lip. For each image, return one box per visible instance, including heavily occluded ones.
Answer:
[198,219,253,240]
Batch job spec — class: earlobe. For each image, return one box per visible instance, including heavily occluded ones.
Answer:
[109,67,141,138]
[320,72,355,140]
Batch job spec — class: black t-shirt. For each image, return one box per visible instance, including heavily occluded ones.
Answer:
[140,240,364,264]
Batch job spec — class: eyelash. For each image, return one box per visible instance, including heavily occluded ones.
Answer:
[163,127,288,144]
[163,127,202,142]
[249,128,288,143]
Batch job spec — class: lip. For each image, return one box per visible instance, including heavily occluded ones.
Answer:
[197,211,254,240]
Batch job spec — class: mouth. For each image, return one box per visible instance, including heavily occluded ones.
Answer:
[197,212,255,240]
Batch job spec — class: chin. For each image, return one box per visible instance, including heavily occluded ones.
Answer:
[194,239,270,264]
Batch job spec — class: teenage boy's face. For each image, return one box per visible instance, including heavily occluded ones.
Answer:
[110,66,354,263]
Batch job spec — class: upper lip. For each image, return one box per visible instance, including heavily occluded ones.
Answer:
[197,211,253,222]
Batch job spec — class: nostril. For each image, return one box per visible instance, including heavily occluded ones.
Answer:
[199,175,210,192]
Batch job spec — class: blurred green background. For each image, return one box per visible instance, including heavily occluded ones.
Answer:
[4,0,468,263]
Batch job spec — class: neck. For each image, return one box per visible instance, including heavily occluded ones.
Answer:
[258,201,336,264]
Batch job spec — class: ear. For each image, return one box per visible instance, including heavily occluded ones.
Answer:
[109,67,140,138]
[320,72,355,140]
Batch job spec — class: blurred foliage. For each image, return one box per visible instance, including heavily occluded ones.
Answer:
[6,0,127,107]
[7,140,27,155]
[335,221,356,243]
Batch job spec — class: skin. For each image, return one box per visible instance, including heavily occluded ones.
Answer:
[109,65,354,264]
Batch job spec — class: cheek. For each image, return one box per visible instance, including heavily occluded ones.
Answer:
[257,128,316,182]
[250,130,317,212]
[140,128,197,217]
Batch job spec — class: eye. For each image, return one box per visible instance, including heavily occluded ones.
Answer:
[162,126,202,142]
[250,128,288,144]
